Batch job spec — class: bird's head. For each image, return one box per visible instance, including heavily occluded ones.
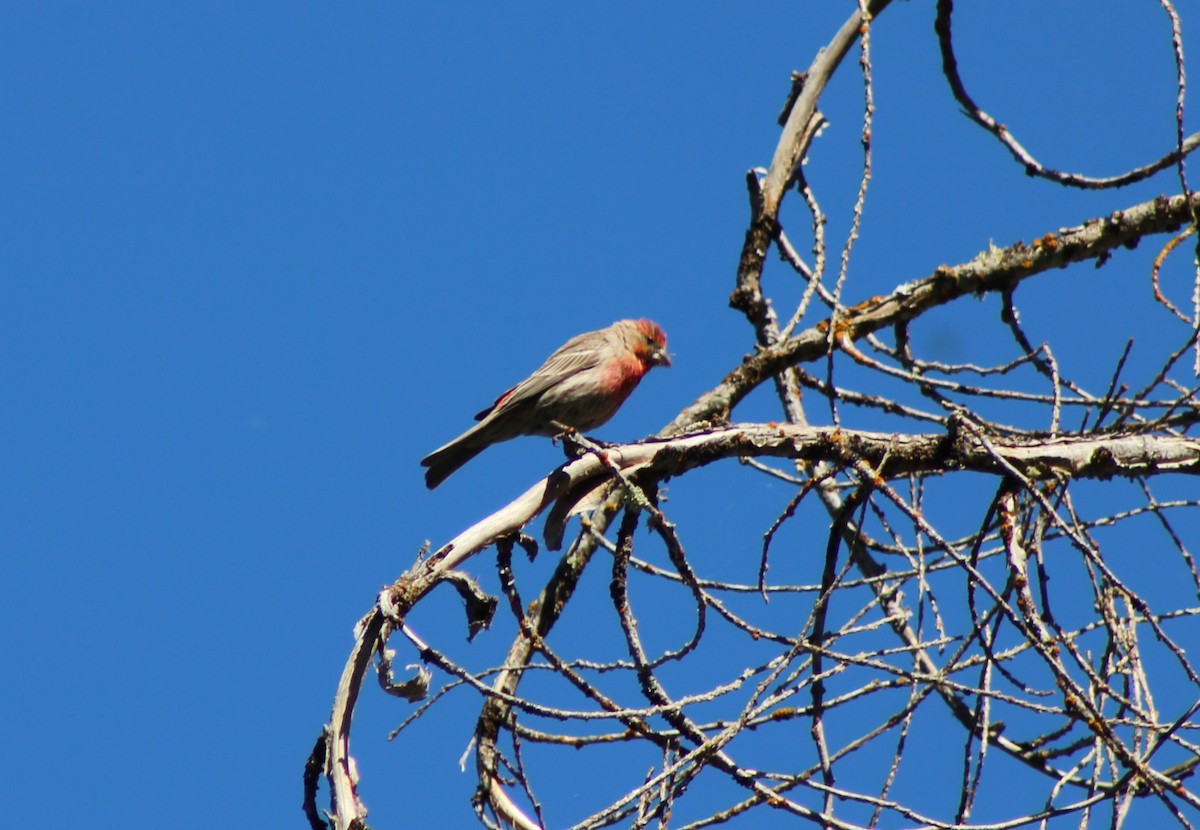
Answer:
[625,318,672,369]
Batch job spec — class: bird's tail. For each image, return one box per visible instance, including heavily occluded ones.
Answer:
[421,439,487,489]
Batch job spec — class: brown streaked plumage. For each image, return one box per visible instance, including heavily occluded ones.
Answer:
[421,319,670,489]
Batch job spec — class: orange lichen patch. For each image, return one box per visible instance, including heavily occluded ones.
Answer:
[848,294,887,315]
[1033,233,1061,251]
[839,341,867,366]
[834,320,857,344]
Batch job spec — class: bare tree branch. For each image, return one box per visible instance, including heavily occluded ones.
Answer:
[308,5,1200,828]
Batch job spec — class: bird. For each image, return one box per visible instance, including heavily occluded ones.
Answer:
[421,318,670,489]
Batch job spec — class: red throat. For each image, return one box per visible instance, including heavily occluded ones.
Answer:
[604,351,648,399]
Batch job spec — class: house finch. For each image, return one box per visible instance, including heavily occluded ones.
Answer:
[421,318,670,489]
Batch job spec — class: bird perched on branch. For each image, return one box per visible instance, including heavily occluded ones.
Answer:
[421,318,671,489]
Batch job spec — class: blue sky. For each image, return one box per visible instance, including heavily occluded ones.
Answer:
[2,3,1195,827]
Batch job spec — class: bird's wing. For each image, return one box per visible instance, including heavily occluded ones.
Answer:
[473,332,606,421]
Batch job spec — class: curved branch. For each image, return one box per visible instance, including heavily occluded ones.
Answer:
[935,0,1200,190]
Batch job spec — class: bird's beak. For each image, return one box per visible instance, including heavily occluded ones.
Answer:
[652,348,672,367]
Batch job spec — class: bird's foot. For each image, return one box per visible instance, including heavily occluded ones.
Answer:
[550,420,578,439]
[553,424,614,459]
[551,423,584,458]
